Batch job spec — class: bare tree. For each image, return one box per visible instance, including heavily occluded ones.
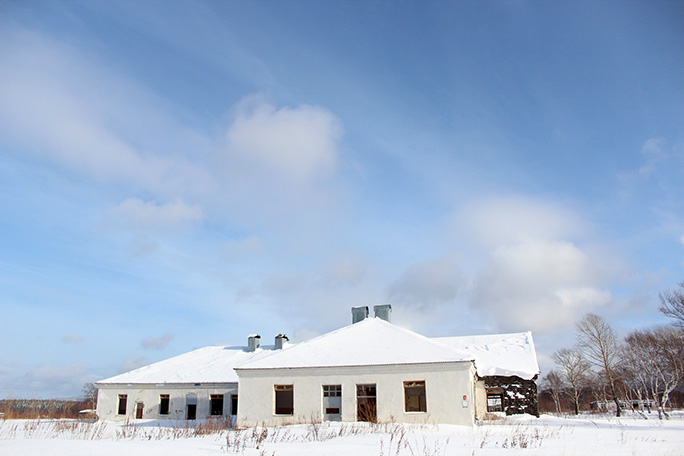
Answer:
[553,348,591,415]
[576,313,623,416]
[660,281,684,327]
[82,383,98,412]
[624,327,684,419]
[540,370,564,414]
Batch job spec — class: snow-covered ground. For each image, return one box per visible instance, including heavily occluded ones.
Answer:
[2,412,683,455]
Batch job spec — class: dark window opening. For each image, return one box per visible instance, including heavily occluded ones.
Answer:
[356,384,377,422]
[404,381,427,412]
[186,404,197,420]
[230,394,238,416]
[159,394,170,416]
[210,394,224,416]
[274,385,294,415]
[325,407,340,414]
[117,394,127,415]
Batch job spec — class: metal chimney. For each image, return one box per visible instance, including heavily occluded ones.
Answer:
[352,306,369,324]
[374,304,392,323]
[247,334,261,352]
[275,333,289,350]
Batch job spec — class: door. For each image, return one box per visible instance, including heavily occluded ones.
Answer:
[356,384,377,422]
[186,393,197,420]
[135,402,144,419]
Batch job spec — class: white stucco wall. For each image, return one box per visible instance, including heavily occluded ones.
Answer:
[474,379,487,420]
[236,362,476,426]
[97,383,237,421]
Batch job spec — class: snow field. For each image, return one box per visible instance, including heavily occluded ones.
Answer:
[1,413,683,456]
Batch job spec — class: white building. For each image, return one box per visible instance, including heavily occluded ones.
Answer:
[96,334,288,421]
[97,305,540,425]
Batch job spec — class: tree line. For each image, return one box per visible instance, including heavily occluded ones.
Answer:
[540,281,684,419]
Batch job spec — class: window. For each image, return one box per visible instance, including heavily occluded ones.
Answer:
[323,385,342,417]
[210,394,224,416]
[230,394,238,416]
[356,384,377,422]
[159,394,170,415]
[487,392,503,412]
[323,385,341,397]
[117,394,127,415]
[274,385,294,415]
[404,381,427,412]
[135,402,144,419]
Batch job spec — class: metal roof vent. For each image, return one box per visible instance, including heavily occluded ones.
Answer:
[247,334,261,352]
[352,306,369,324]
[275,333,289,350]
[374,304,392,323]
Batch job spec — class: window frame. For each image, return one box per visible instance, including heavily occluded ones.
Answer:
[322,384,341,397]
[403,380,427,413]
[486,389,504,413]
[210,394,224,416]
[322,384,342,417]
[117,394,128,415]
[274,384,294,416]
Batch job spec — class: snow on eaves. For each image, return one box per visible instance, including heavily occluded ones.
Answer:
[433,332,540,380]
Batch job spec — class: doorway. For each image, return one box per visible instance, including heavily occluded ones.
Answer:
[186,393,197,420]
[356,384,377,422]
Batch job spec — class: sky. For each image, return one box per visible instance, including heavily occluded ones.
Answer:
[1,0,683,399]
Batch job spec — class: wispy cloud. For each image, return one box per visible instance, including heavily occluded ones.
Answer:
[119,356,150,373]
[638,137,668,177]
[385,254,464,309]
[106,198,204,231]
[61,334,83,344]
[141,332,174,350]
[0,25,212,197]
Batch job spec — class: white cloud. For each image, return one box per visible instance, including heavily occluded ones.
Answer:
[639,137,668,176]
[107,198,204,230]
[458,195,586,248]
[470,240,611,334]
[141,332,174,350]
[225,95,343,183]
[128,235,159,257]
[0,25,212,196]
[61,334,83,344]
[385,254,464,309]
[27,363,88,381]
[223,236,263,260]
[119,356,150,373]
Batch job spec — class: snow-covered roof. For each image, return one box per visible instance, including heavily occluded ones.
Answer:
[97,320,539,385]
[97,345,277,385]
[433,331,540,380]
[236,317,475,370]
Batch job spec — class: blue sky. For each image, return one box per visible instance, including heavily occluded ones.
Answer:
[1,0,683,398]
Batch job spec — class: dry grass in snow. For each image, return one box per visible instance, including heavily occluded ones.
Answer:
[1,412,683,455]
